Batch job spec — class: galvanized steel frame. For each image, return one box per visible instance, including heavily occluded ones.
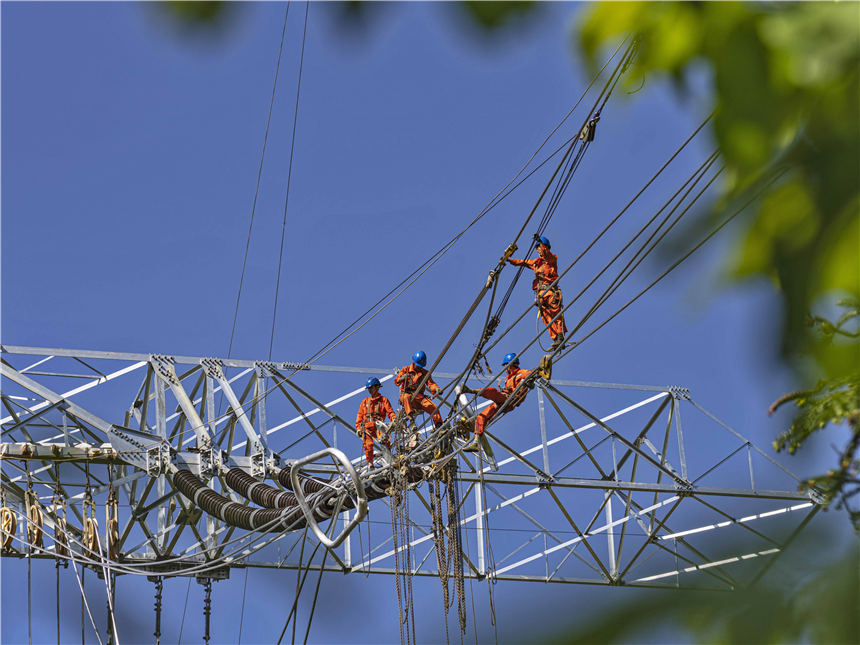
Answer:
[0,345,819,589]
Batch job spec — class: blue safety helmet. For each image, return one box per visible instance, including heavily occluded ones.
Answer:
[501,353,519,367]
[537,235,551,249]
[366,377,382,390]
[412,350,427,367]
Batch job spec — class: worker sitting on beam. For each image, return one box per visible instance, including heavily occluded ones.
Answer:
[355,377,396,465]
[508,235,567,351]
[395,350,443,430]
[461,352,532,451]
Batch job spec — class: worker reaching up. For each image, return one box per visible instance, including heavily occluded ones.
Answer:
[508,235,567,350]
[355,377,396,465]
[395,350,443,428]
[462,353,532,450]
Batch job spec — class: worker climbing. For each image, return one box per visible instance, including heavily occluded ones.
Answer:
[355,377,396,465]
[508,235,567,351]
[462,352,533,451]
[395,350,443,429]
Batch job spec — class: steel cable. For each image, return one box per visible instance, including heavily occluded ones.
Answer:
[269,0,311,361]
[227,2,292,361]
[296,39,633,368]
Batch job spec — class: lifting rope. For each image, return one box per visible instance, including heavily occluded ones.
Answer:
[481,40,635,348]
[295,38,634,370]
[422,42,640,417]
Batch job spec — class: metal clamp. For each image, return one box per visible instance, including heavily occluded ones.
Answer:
[290,448,367,549]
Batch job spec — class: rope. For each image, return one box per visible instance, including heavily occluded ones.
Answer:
[227,1,292,360]
[177,577,191,644]
[488,40,635,331]
[28,533,32,645]
[89,39,636,444]
[463,159,725,428]
[269,0,311,360]
[295,38,632,368]
[275,531,325,644]
[57,558,61,645]
[431,112,716,417]
[413,59,621,402]
[301,545,330,645]
[26,463,33,645]
[237,568,249,644]
[70,548,105,645]
[81,565,85,645]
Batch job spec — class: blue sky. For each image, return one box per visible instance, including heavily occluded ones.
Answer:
[2,2,852,643]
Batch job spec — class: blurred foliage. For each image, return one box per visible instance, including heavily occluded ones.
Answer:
[577,2,860,376]
[458,1,536,29]
[154,1,238,35]
[553,542,859,644]
[573,5,860,644]
[578,0,860,520]
[770,301,860,531]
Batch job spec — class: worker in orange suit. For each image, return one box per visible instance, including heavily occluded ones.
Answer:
[395,350,443,428]
[462,353,532,450]
[355,377,396,465]
[508,235,567,350]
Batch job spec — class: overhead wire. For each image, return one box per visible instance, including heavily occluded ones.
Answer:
[269,0,311,361]
[111,37,636,446]
[558,167,788,358]
[568,154,724,337]
[476,112,716,367]
[23,36,763,641]
[429,114,720,431]
[227,2,293,361]
[492,147,723,361]
[295,37,632,368]
[453,157,735,435]
[414,42,634,403]
[428,45,642,409]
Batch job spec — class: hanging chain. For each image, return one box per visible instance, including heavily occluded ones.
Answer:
[445,466,466,633]
[202,578,213,645]
[430,479,449,611]
[153,576,163,645]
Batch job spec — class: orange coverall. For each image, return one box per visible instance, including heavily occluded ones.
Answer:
[508,247,567,342]
[473,366,532,435]
[395,364,443,427]
[355,393,396,463]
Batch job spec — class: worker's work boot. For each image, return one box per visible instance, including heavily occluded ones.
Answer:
[460,384,477,395]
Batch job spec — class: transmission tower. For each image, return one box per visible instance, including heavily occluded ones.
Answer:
[1,344,818,599]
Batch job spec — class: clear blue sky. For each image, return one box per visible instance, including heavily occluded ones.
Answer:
[1,2,851,643]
